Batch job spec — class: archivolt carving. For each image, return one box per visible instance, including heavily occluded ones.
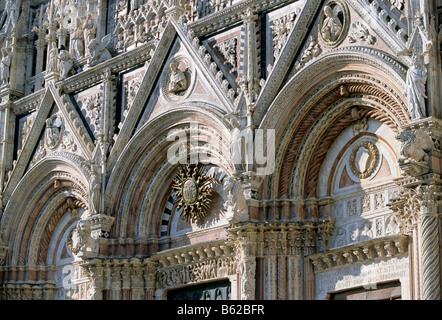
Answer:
[272,81,403,200]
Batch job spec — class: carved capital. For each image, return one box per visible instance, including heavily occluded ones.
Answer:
[0,246,7,266]
[88,213,115,239]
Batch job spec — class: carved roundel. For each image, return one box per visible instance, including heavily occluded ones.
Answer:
[162,56,195,102]
[45,114,64,150]
[349,141,380,179]
[319,0,350,47]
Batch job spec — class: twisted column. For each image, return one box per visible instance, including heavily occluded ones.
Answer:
[418,186,440,300]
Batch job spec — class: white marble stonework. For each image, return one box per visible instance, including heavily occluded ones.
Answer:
[0,0,440,300]
[315,256,410,300]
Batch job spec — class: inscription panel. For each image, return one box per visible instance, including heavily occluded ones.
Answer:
[315,256,410,300]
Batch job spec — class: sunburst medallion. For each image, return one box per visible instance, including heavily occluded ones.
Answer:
[172,164,214,224]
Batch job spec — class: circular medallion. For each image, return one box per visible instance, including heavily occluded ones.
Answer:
[161,56,194,102]
[319,0,349,47]
[349,141,380,179]
[45,114,64,150]
[182,178,198,205]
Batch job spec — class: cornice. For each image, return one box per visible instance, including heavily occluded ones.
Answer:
[309,234,409,274]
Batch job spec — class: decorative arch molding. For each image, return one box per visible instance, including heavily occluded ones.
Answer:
[300,104,400,199]
[266,82,406,202]
[256,46,408,129]
[106,106,234,243]
[0,156,89,266]
[114,138,233,241]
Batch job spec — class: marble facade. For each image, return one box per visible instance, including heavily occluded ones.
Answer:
[0,0,441,300]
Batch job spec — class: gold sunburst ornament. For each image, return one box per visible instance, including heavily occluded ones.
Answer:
[172,164,214,224]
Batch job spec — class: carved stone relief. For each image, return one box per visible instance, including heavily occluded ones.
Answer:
[45,114,64,150]
[319,1,349,47]
[214,37,238,75]
[349,141,380,180]
[161,57,194,102]
[348,22,377,45]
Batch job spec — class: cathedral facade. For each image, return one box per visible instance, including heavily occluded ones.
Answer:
[0,0,441,300]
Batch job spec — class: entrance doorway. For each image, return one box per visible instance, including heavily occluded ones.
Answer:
[167,279,231,300]
[329,281,401,300]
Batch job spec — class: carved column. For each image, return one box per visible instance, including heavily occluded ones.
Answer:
[130,258,144,300]
[416,185,440,300]
[121,260,131,300]
[144,260,157,300]
[264,229,277,300]
[391,184,441,300]
[110,261,122,300]
[286,228,302,300]
[303,224,317,300]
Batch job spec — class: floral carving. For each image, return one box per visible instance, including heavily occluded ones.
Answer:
[348,22,376,45]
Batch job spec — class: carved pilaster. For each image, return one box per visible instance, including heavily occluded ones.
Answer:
[144,260,157,300]
[81,259,104,300]
[229,224,258,300]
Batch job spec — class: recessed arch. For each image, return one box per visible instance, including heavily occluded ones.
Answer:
[258,50,408,202]
[1,155,89,267]
[105,105,234,250]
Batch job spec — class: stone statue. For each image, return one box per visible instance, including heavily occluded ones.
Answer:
[48,42,58,73]
[83,13,97,50]
[69,219,97,257]
[222,176,248,222]
[321,5,342,42]
[88,34,112,66]
[168,60,188,94]
[57,49,73,80]
[395,129,434,164]
[0,47,10,85]
[405,53,427,119]
[89,164,102,216]
[72,18,85,59]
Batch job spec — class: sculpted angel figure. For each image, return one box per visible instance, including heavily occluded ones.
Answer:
[321,5,342,42]
[168,60,187,94]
